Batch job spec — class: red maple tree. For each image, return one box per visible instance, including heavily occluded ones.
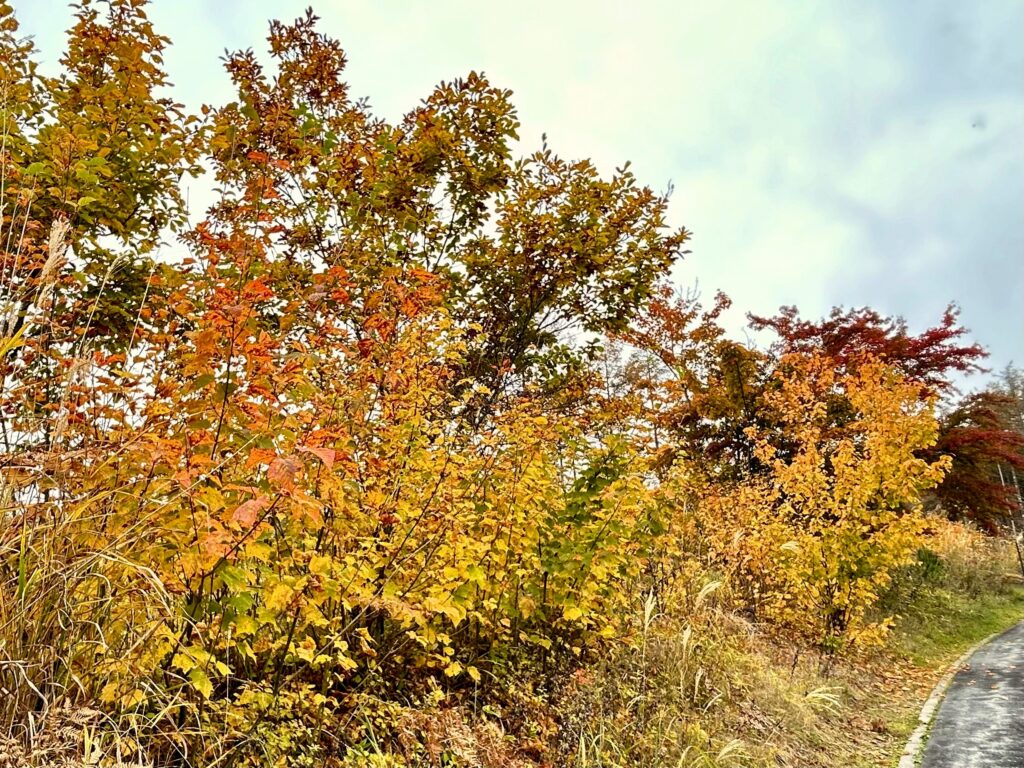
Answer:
[748,304,986,394]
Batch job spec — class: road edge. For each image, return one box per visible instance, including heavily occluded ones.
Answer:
[896,626,1012,768]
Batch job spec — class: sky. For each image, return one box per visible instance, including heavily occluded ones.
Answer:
[16,0,1024,386]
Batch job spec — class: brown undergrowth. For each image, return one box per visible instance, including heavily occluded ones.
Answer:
[9,523,1021,768]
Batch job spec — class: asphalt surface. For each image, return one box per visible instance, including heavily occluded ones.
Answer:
[920,622,1024,768]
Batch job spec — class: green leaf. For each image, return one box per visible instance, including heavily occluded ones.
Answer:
[74,167,99,185]
[466,564,486,585]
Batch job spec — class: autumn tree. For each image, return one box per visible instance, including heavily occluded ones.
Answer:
[202,10,688,412]
[0,7,681,765]
[0,0,199,336]
[694,355,949,651]
[748,303,986,394]
[618,283,766,478]
[927,390,1024,531]
[621,297,985,485]
[19,215,665,765]
[0,0,199,458]
[745,304,1024,534]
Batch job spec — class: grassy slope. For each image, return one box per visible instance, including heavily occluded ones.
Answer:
[892,585,1024,667]
[774,583,1024,768]
[559,573,1024,768]
[11,552,1022,768]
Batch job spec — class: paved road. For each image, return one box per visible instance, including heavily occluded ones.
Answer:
[921,622,1024,768]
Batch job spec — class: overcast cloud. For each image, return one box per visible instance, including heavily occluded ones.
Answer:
[17,1,1024,385]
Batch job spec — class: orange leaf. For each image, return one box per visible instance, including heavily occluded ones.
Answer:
[246,448,277,469]
[298,445,335,471]
[232,496,270,528]
[267,455,302,491]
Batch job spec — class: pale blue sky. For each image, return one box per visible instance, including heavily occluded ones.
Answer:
[16,1,1024,382]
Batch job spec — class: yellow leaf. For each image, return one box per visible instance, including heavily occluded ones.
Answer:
[309,554,332,577]
[265,582,293,612]
[233,615,259,637]
[189,667,213,699]
[563,605,583,621]
[99,682,120,703]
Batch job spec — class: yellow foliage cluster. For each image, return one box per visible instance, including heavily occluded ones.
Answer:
[691,355,949,650]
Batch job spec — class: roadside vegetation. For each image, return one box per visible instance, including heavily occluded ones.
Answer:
[1,3,1023,766]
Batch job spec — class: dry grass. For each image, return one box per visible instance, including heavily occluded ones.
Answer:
[555,526,1024,768]
[0,216,174,766]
